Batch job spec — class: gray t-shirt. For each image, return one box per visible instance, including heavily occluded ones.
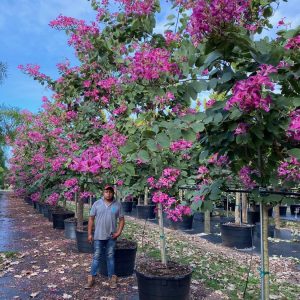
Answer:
[89,198,124,240]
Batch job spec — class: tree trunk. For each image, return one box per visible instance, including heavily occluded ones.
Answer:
[204,210,210,233]
[63,198,66,210]
[157,203,167,265]
[235,193,241,225]
[274,205,280,229]
[144,187,149,206]
[242,193,248,223]
[89,195,92,210]
[74,192,78,219]
[77,199,84,231]
[260,204,270,299]
[138,195,142,205]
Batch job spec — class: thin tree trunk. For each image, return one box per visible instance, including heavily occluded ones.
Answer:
[274,205,280,229]
[77,199,84,231]
[144,187,148,206]
[138,195,142,205]
[260,204,270,299]
[89,195,92,210]
[157,203,167,265]
[235,193,241,225]
[74,192,78,219]
[204,210,210,233]
[242,193,248,223]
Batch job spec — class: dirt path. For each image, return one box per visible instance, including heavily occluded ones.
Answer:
[0,193,223,300]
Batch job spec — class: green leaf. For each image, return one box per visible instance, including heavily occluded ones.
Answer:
[122,163,135,176]
[204,50,222,66]
[191,80,208,92]
[137,150,150,162]
[168,128,182,140]
[181,129,196,141]
[229,109,243,120]
[293,98,300,107]
[167,14,176,20]
[156,132,170,148]
[146,139,158,152]
[120,143,137,154]
[191,122,205,133]
[288,148,300,160]
[213,113,223,124]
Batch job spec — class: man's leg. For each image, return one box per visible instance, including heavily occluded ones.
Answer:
[106,238,117,288]
[85,240,103,289]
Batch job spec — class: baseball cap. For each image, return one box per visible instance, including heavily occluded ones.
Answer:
[104,185,114,192]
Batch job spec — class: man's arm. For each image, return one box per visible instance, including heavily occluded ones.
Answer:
[112,217,125,239]
[88,216,95,243]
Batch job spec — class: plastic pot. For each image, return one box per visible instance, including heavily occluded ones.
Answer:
[76,230,94,253]
[136,205,156,220]
[64,219,88,240]
[290,205,300,215]
[100,240,137,277]
[135,267,192,300]
[52,211,75,229]
[279,206,287,216]
[247,211,260,224]
[169,215,194,230]
[255,223,275,238]
[121,201,133,213]
[221,223,255,249]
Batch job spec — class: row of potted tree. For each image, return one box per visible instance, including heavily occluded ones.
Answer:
[9,0,299,299]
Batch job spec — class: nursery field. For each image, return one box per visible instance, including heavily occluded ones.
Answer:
[1,192,299,300]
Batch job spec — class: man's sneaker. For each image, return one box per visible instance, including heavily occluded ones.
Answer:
[84,275,95,289]
[110,275,117,289]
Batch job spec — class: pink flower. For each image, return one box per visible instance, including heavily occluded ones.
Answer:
[206,99,216,108]
[234,122,249,135]
[278,156,300,183]
[284,35,300,50]
[238,166,259,189]
[287,109,300,141]
[64,178,78,188]
[46,192,60,206]
[170,139,193,152]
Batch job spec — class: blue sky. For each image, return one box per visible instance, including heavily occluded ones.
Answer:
[0,0,299,113]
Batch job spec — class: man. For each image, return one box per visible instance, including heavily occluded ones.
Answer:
[85,185,125,289]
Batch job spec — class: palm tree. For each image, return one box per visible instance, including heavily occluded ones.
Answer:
[0,62,7,85]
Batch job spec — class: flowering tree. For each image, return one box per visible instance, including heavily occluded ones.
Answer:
[9,1,299,294]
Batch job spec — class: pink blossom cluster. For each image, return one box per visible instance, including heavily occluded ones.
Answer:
[197,165,209,178]
[118,0,155,15]
[70,133,126,174]
[208,153,229,167]
[51,157,67,171]
[170,139,193,152]
[113,104,127,116]
[154,92,175,106]
[224,66,276,112]
[97,77,117,90]
[188,0,250,44]
[152,191,191,222]
[278,156,300,183]
[164,31,181,45]
[46,192,60,206]
[80,191,94,200]
[147,168,181,189]
[206,99,216,108]
[63,178,78,188]
[126,47,179,81]
[30,192,41,202]
[18,64,49,81]
[284,35,300,50]
[234,122,249,135]
[238,166,259,189]
[27,131,45,143]
[165,205,192,222]
[287,109,300,141]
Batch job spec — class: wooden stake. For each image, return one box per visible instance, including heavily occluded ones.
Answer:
[157,203,167,265]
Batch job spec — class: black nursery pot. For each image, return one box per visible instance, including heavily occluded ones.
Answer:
[76,230,94,253]
[290,204,300,215]
[42,205,50,218]
[169,215,194,230]
[255,223,275,238]
[100,240,137,277]
[52,211,75,229]
[136,205,156,220]
[135,267,192,300]
[37,202,44,214]
[221,223,255,249]
[279,206,287,216]
[64,219,88,240]
[247,210,260,224]
[121,201,133,213]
